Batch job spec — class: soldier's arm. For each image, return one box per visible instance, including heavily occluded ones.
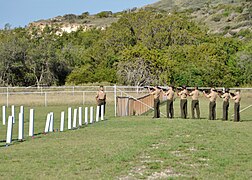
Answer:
[203,91,210,98]
[165,90,169,96]
[95,92,99,100]
[149,88,155,95]
[230,94,237,100]
[189,91,193,96]
[177,90,182,96]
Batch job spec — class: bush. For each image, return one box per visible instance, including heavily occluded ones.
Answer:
[96,11,113,18]
[211,14,222,22]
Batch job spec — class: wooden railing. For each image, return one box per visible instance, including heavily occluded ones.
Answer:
[116,92,165,116]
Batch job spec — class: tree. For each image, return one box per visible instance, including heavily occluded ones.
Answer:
[0,28,30,86]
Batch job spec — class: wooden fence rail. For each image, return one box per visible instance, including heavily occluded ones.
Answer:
[116,92,166,116]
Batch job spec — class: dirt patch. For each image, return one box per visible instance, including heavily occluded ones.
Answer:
[147,168,184,180]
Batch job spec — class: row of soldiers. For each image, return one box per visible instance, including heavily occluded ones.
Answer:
[149,85,241,121]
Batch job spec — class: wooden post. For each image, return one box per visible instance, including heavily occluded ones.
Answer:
[45,92,47,107]
[82,92,85,105]
[2,106,6,125]
[6,87,9,107]
[114,84,117,117]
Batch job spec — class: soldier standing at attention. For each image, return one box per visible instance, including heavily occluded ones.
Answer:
[177,85,188,119]
[230,90,241,122]
[165,85,175,119]
[149,86,161,118]
[220,88,230,121]
[203,88,218,120]
[95,86,106,117]
[189,86,200,119]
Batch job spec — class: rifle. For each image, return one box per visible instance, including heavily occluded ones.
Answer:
[229,92,235,97]
[143,86,155,91]
[176,86,194,95]
[143,86,169,91]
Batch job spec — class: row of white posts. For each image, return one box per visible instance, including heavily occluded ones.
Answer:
[3,105,34,144]
[3,105,105,145]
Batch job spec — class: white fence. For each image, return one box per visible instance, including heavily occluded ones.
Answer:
[0,85,147,107]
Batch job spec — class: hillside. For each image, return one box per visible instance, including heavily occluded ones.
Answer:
[148,0,252,38]
[29,0,252,40]
[28,10,134,34]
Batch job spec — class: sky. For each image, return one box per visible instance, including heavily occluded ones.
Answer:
[0,0,158,29]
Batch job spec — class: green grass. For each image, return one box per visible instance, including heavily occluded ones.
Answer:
[0,97,251,179]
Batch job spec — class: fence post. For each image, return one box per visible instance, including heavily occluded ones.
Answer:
[82,91,85,105]
[40,86,43,96]
[114,84,117,117]
[45,92,47,107]
[7,87,9,107]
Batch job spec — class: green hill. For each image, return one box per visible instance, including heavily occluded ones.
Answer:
[31,0,251,40]
[148,0,252,38]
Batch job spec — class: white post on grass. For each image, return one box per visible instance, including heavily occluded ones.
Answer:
[29,109,34,137]
[96,106,100,122]
[73,109,77,128]
[101,105,104,121]
[19,106,24,130]
[68,107,72,130]
[6,116,13,144]
[78,107,82,126]
[18,112,24,140]
[60,111,64,132]
[11,105,15,123]
[20,106,24,115]
[114,84,117,117]
[90,106,94,124]
[44,113,51,133]
[49,112,54,132]
[2,106,6,125]
[85,107,88,125]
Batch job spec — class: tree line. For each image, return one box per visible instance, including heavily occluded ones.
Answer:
[0,10,251,87]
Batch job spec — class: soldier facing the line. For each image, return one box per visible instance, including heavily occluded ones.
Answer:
[165,85,175,119]
[149,85,161,118]
[189,86,200,119]
[203,88,218,120]
[230,89,241,122]
[95,85,106,117]
[177,85,188,119]
[220,88,230,121]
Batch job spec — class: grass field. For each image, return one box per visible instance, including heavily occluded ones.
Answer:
[0,96,251,179]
